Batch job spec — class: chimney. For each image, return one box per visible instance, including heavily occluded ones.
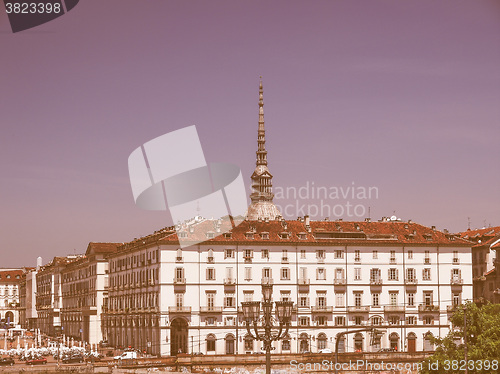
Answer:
[304,215,310,227]
[365,218,371,223]
[431,225,436,231]
[36,256,42,271]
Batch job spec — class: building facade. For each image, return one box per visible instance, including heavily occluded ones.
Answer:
[101,81,473,356]
[0,269,22,327]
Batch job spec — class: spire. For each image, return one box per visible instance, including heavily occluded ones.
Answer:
[246,78,282,221]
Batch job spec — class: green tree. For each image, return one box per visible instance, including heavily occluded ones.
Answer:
[421,302,500,373]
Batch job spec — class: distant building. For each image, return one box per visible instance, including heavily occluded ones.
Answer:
[458,227,500,303]
[0,269,23,327]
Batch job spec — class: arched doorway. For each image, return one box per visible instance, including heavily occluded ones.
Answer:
[423,332,433,351]
[206,334,216,353]
[5,311,14,325]
[354,333,363,352]
[389,332,399,351]
[170,318,188,355]
[299,333,309,353]
[317,333,327,351]
[337,336,346,353]
[225,334,235,354]
[407,332,417,353]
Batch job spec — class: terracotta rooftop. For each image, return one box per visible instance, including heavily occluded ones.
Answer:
[0,269,23,283]
[123,218,471,248]
[458,226,500,248]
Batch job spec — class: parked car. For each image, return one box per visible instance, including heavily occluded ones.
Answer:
[0,357,15,366]
[62,354,84,364]
[378,347,396,352]
[319,348,333,354]
[26,357,47,365]
[114,351,138,360]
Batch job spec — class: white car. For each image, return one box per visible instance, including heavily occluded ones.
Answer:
[114,351,138,360]
[319,348,333,354]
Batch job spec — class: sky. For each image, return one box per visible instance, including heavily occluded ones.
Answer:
[1,1,499,267]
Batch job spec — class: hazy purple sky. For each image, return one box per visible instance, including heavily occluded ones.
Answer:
[1,1,499,267]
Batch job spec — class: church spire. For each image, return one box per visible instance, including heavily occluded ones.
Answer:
[246,78,282,221]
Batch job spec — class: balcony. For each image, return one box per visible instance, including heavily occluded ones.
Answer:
[311,306,333,313]
[405,278,418,285]
[370,279,383,286]
[168,306,191,313]
[418,304,439,312]
[282,257,289,263]
[173,277,186,285]
[384,306,405,313]
[224,278,235,285]
[334,278,346,286]
[298,278,310,285]
[200,306,223,313]
[348,306,370,313]
[261,277,273,285]
[450,278,463,285]
[447,305,459,313]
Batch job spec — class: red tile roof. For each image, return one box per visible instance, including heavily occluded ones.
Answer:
[0,269,23,283]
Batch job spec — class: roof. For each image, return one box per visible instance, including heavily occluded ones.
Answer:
[112,218,470,249]
[458,226,500,248]
[0,269,23,283]
[86,242,119,255]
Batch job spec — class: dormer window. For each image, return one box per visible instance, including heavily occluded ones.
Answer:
[245,232,254,240]
[298,232,307,240]
[260,232,269,240]
[223,232,232,239]
[178,231,187,239]
[206,231,215,239]
[279,232,290,240]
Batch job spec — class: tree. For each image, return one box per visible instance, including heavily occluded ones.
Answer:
[421,302,500,373]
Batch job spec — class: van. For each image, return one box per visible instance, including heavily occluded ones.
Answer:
[114,351,138,360]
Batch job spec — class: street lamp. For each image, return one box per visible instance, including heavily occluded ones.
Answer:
[241,282,293,374]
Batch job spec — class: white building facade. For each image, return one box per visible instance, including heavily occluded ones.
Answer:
[0,269,22,327]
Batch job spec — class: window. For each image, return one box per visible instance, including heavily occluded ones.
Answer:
[425,250,430,264]
[244,249,253,261]
[335,293,344,307]
[176,248,183,262]
[335,250,343,259]
[224,249,234,259]
[282,249,288,262]
[451,268,461,282]
[408,250,413,259]
[244,291,254,302]
[354,250,360,262]
[317,333,327,349]
[335,268,344,281]
[317,268,326,280]
[390,250,396,263]
[261,249,269,259]
[206,334,216,351]
[299,317,310,326]
[206,292,215,308]
[452,293,461,306]
[370,268,381,282]
[373,250,378,259]
[407,293,415,307]
[388,268,398,281]
[206,268,216,281]
[424,316,434,325]
[406,268,416,281]
[281,268,290,280]
[371,316,382,325]
[225,267,234,282]
[317,316,328,326]
[244,336,253,351]
[244,267,252,281]
[316,293,327,308]
[406,316,416,325]
[224,294,235,308]
[206,316,215,327]
[372,293,380,307]
[335,316,345,326]
[354,293,362,307]
[354,316,363,325]
[422,268,431,281]
[388,316,399,325]
[175,267,184,282]
[262,268,272,281]
[299,267,308,282]
[390,292,398,306]
[317,250,326,260]
[453,251,459,263]
[300,249,306,259]
[280,291,291,302]
[175,293,183,308]
[261,232,269,240]
[354,268,361,281]
[424,291,433,306]
[207,249,214,262]
[282,336,291,351]
[299,294,309,308]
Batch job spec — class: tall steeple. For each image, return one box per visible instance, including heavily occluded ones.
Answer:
[246,78,282,221]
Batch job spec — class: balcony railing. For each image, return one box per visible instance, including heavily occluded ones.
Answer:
[334,278,346,285]
[298,278,310,285]
[200,306,223,313]
[450,278,463,285]
[384,305,405,313]
[418,304,439,312]
[224,278,235,285]
[348,306,370,313]
[405,278,418,285]
[370,278,383,285]
[173,277,186,285]
[168,306,191,313]
[261,277,273,285]
[311,306,334,313]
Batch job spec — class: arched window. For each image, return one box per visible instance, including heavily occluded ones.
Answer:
[225,334,235,355]
[407,332,417,353]
[176,249,183,261]
[206,334,216,352]
[282,334,291,351]
[354,333,363,352]
[207,249,214,262]
[423,332,433,351]
[317,333,327,350]
[299,333,309,353]
[389,332,399,351]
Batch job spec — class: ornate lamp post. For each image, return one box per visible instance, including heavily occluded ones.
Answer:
[241,281,293,374]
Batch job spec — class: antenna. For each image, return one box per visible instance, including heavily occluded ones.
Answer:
[467,217,471,230]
